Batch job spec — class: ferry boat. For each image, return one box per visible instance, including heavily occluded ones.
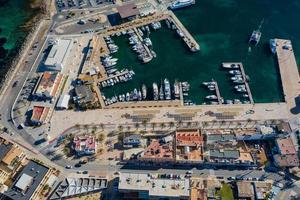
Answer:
[153,83,159,100]
[142,84,147,100]
[169,0,195,10]
[164,78,171,100]
[269,39,277,54]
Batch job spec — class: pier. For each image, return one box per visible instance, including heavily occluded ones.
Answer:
[222,62,254,104]
[133,27,153,61]
[239,63,254,104]
[275,39,300,113]
[167,11,200,52]
[213,80,223,104]
[98,69,130,83]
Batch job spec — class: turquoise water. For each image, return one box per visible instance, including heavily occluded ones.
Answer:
[0,0,39,81]
[103,0,300,104]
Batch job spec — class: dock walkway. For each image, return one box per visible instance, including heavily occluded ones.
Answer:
[275,39,300,113]
[167,11,200,52]
[98,69,129,83]
[213,80,223,104]
[239,63,254,104]
[133,27,153,61]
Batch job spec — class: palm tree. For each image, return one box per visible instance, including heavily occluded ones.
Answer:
[187,121,192,128]
[212,120,217,128]
[151,123,156,131]
[142,120,147,130]
[202,121,208,128]
[100,123,105,131]
[160,123,166,130]
[177,120,183,128]
[118,125,124,132]
[169,121,175,129]
[135,123,140,130]
[220,120,226,128]
[245,118,252,128]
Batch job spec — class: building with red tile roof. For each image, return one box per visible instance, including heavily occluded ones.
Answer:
[33,72,63,102]
[276,136,297,155]
[139,139,175,162]
[73,135,97,156]
[30,106,50,126]
[176,130,204,162]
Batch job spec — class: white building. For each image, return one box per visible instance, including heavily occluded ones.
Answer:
[56,94,70,110]
[44,39,73,71]
[118,172,190,200]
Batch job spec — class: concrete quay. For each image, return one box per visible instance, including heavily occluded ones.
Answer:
[167,11,200,52]
[275,39,300,115]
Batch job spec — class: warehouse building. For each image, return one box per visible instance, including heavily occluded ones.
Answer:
[44,39,73,71]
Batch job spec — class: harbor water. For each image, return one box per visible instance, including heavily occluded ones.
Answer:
[102,0,300,104]
[0,0,40,82]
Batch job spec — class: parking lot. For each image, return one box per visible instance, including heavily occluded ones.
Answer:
[56,0,114,11]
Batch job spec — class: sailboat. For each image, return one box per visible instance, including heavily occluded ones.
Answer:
[249,19,264,46]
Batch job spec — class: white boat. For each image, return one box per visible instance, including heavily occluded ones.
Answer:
[144,38,152,46]
[159,83,164,100]
[222,63,240,69]
[138,90,142,101]
[126,92,130,101]
[142,84,147,100]
[242,94,249,98]
[164,78,171,100]
[206,95,218,100]
[234,85,246,89]
[231,75,243,80]
[229,70,241,75]
[233,78,244,84]
[236,88,247,93]
[174,81,180,98]
[153,83,159,100]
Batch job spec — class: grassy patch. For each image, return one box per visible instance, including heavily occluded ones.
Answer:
[216,183,234,200]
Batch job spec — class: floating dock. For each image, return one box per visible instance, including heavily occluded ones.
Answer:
[275,39,300,112]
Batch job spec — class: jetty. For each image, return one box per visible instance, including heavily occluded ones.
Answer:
[133,27,153,62]
[167,11,200,52]
[213,80,223,104]
[222,62,254,104]
[98,69,130,83]
[239,63,254,104]
[275,39,300,112]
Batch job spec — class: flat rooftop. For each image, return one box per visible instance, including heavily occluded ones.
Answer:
[119,172,190,198]
[2,160,50,200]
[45,39,72,67]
